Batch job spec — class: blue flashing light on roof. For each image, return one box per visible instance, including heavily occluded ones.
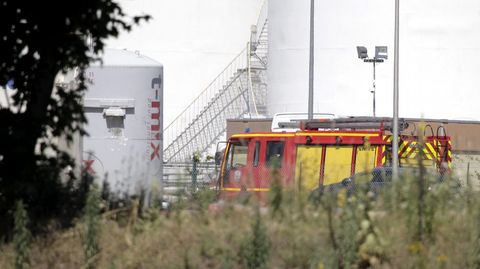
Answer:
[6,79,14,89]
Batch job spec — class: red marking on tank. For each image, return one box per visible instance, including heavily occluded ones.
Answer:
[151,143,160,160]
[82,159,95,175]
[151,101,160,108]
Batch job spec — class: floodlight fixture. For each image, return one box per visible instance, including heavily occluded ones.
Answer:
[356,46,368,59]
[375,46,388,60]
[356,45,388,117]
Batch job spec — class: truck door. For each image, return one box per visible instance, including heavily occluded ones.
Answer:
[254,139,287,190]
[323,146,353,186]
[295,145,323,190]
[250,139,265,188]
[221,140,249,193]
[354,145,378,174]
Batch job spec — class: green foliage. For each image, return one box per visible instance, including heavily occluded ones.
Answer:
[0,165,478,268]
[100,179,111,207]
[190,187,218,213]
[338,196,361,268]
[192,152,201,163]
[0,0,149,238]
[469,194,480,268]
[83,185,102,269]
[240,208,270,269]
[352,185,387,268]
[13,201,31,269]
[320,192,343,267]
[269,174,283,218]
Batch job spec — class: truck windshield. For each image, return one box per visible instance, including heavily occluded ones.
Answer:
[223,141,248,184]
[228,143,248,168]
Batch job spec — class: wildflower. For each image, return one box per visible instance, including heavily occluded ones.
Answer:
[408,241,424,254]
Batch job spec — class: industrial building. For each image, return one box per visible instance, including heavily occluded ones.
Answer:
[60,0,480,190]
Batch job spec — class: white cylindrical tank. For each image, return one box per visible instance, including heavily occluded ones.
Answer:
[82,49,163,193]
[268,0,480,120]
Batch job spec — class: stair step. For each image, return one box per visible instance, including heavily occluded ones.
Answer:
[164,20,269,162]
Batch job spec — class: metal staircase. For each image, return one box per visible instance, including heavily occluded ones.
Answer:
[163,8,268,163]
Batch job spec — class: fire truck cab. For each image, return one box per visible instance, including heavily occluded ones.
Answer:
[218,117,452,199]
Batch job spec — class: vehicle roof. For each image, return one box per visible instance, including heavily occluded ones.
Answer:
[230,131,381,139]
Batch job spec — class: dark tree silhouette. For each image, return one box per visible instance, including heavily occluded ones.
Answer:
[0,0,149,238]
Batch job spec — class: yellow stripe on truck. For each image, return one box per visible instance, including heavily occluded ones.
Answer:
[231,133,294,138]
[222,187,270,192]
[231,132,380,139]
[423,143,435,160]
[297,133,379,137]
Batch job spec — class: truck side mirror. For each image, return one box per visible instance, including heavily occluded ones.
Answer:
[215,151,223,165]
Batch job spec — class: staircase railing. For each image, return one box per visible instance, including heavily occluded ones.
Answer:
[163,70,250,162]
[163,47,248,155]
[163,5,269,162]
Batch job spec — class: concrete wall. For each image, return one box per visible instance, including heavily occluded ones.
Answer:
[226,119,272,139]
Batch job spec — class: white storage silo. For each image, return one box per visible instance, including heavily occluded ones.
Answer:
[268,0,480,120]
[82,49,163,194]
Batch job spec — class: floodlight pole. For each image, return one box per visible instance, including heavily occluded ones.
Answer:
[372,60,376,117]
[392,0,400,177]
[363,57,383,117]
[308,0,314,121]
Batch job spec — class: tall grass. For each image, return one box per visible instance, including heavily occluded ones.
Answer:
[0,167,474,268]
[13,200,31,269]
[82,184,101,269]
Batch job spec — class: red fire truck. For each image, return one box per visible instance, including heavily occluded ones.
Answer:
[217,117,452,199]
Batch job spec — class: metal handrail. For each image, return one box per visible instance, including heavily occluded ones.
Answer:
[255,0,268,42]
[164,71,248,161]
[163,46,248,147]
[163,47,247,131]
[163,10,269,161]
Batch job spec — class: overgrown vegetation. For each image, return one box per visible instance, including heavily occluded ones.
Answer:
[82,185,102,269]
[0,0,149,238]
[13,201,31,269]
[0,167,475,269]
